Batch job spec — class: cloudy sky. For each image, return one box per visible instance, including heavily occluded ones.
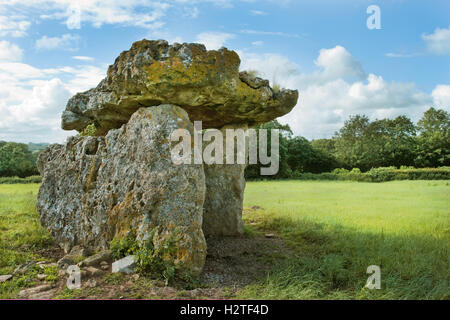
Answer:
[0,0,449,143]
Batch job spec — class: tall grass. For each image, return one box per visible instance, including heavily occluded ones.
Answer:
[240,180,449,299]
[0,176,42,184]
[0,184,53,298]
[0,182,448,299]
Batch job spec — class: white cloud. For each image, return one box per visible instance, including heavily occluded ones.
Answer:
[251,40,263,46]
[0,62,49,79]
[238,51,300,85]
[241,29,300,38]
[59,65,106,94]
[314,46,365,81]
[0,78,75,143]
[0,41,106,142]
[184,6,199,18]
[422,26,450,55]
[239,46,434,139]
[72,55,94,61]
[3,0,171,30]
[196,31,235,50]
[0,0,292,33]
[0,15,31,37]
[8,78,71,121]
[432,85,450,108]
[250,10,267,16]
[385,52,417,58]
[0,41,23,61]
[35,33,80,51]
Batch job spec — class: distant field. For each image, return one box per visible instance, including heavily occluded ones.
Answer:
[0,181,448,299]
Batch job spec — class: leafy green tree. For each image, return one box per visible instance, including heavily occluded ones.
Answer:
[415,107,450,167]
[333,115,372,170]
[366,116,417,168]
[287,136,315,173]
[287,137,338,173]
[333,114,418,170]
[245,120,292,179]
[0,142,39,177]
[311,138,341,171]
[311,138,336,155]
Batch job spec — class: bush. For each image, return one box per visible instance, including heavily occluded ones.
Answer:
[0,176,42,184]
[251,167,450,182]
[110,228,183,285]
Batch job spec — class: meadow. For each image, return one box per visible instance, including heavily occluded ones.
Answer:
[241,180,449,299]
[0,181,448,299]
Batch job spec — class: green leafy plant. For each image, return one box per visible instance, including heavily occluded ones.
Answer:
[109,228,181,285]
[110,232,139,260]
[246,69,260,78]
[80,123,98,137]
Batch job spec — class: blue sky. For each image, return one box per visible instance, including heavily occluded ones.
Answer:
[0,0,449,143]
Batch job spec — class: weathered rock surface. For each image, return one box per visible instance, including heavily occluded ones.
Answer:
[203,124,247,236]
[78,250,111,267]
[61,39,298,135]
[38,104,206,276]
[85,266,106,277]
[0,275,12,283]
[112,255,136,274]
[203,163,246,236]
[13,262,35,275]
[18,284,53,298]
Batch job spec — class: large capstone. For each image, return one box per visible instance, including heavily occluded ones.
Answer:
[37,105,206,277]
[62,39,298,135]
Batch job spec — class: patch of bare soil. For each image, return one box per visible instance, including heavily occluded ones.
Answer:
[201,235,290,288]
[36,245,65,261]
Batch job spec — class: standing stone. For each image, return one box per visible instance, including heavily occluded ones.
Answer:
[37,105,206,277]
[203,124,247,236]
[203,163,245,236]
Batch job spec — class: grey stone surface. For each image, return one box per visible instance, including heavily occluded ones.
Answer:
[38,105,206,277]
[78,250,111,267]
[203,124,247,236]
[18,284,53,298]
[0,275,12,283]
[61,39,298,135]
[112,255,137,274]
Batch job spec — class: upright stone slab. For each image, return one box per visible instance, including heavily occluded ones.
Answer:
[37,105,206,277]
[203,124,247,236]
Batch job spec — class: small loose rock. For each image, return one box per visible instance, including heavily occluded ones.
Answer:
[0,275,12,283]
[85,279,97,288]
[79,250,111,268]
[85,266,105,277]
[18,284,53,298]
[112,255,136,274]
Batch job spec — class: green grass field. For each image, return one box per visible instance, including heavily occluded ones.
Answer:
[241,180,449,299]
[0,181,448,299]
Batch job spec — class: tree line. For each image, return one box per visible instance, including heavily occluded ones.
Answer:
[0,107,448,179]
[0,142,47,177]
[246,107,450,179]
